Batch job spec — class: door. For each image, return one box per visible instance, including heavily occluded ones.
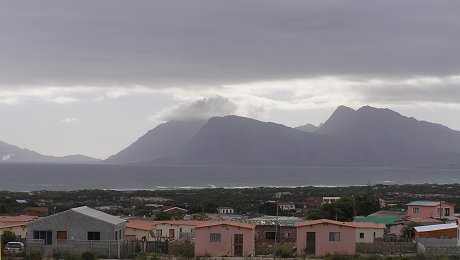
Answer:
[169,229,175,238]
[306,232,316,255]
[234,234,244,256]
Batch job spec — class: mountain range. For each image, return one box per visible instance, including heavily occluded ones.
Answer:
[2,105,460,167]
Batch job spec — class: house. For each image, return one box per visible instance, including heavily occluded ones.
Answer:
[154,221,201,241]
[351,222,386,243]
[195,221,255,257]
[0,215,40,238]
[278,202,295,211]
[26,206,126,257]
[390,217,444,237]
[125,219,159,241]
[407,201,454,219]
[159,206,188,214]
[296,219,356,257]
[22,207,49,217]
[322,197,341,204]
[415,223,457,239]
[303,197,323,208]
[242,216,300,255]
[217,207,235,214]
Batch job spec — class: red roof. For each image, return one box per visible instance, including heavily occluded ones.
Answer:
[196,221,255,230]
[348,222,386,229]
[156,220,203,226]
[296,219,357,228]
[23,207,49,213]
[0,215,40,222]
[126,220,160,231]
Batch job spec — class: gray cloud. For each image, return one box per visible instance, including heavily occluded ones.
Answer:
[153,96,238,121]
[1,0,460,87]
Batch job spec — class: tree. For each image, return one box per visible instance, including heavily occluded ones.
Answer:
[1,230,17,245]
[355,193,380,216]
[320,197,356,221]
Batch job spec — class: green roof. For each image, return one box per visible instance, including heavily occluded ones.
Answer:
[353,216,399,225]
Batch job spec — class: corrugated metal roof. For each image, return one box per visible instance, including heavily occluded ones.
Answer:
[71,206,126,225]
[414,223,457,232]
[354,216,400,225]
[407,201,444,207]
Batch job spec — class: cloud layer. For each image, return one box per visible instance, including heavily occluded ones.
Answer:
[1,0,460,87]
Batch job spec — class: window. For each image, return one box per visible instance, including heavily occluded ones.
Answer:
[210,233,221,242]
[359,233,365,239]
[57,231,67,240]
[265,232,276,240]
[87,232,101,240]
[445,208,451,216]
[119,230,122,239]
[413,207,419,214]
[33,230,52,245]
[284,232,291,238]
[155,229,162,237]
[329,232,340,241]
[115,231,118,240]
[373,232,376,237]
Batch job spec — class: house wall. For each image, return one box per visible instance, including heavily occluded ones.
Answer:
[26,210,125,245]
[154,223,195,240]
[195,224,255,257]
[296,223,356,257]
[254,226,296,255]
[0,225,27,238]
[125,228,155,241]
[408,203,454,219]
[416,228,457,239]
[355,228,384,243]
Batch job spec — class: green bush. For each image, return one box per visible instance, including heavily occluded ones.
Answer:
[25,251,43,260]
[81,251,96,260]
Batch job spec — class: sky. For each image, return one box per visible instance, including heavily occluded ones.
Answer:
[1,0,460,159]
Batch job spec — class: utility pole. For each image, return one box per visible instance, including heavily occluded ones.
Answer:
[274,192,281,260]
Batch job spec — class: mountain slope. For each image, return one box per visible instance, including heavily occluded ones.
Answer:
[317,106,460,166]
[105,120,206,164]
[295,123,318,132]
[0,141,100,163]
[156,116,373,166]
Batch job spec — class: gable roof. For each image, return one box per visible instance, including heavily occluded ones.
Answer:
[126,220,159,231]
[71,206,126,225]
[407,201,453,207]
[348,222,386,229]
[414,223,457,232]
[0,215,40,223]
[296,219,357,228]
[196,221,255,230]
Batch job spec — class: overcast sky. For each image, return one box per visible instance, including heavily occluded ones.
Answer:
[1,0,460,159]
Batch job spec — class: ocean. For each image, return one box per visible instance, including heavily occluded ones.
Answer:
[0,163,459,191]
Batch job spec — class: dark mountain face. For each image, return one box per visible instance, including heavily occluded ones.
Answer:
[295,123,318,132]
[155,115,375,166]
[317,106,460,166]
[0,141,99,163]
[105,120,206,164]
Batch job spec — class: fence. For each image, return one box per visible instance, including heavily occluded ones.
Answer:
[120,240,168,258]
[417,238,460,256]
[26,239,121,258]
[356,242,416,255]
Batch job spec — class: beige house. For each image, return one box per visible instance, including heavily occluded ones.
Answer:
[0,215,40,238]
[125,220,159,241]
[352,222,386,243]
[154,221,200,241]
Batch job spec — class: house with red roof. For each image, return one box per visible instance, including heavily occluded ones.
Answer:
[296,219,357,257]
[350,222,386,243]
[195,221,255,257]
[125,219,159,241]
[0,215,40,238]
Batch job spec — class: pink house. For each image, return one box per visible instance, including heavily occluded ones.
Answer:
[194,221,255,257]
[407,201,454,219]
[296,219,356,257]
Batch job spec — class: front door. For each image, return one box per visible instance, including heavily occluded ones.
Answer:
[169,229,175,238]
[234,234,244,256]
[306,232,316,255]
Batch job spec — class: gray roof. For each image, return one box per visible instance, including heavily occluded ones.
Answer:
[71,206,126,225]
[406,201,447,207]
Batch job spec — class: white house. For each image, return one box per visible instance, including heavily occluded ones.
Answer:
[217,207,235,214]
